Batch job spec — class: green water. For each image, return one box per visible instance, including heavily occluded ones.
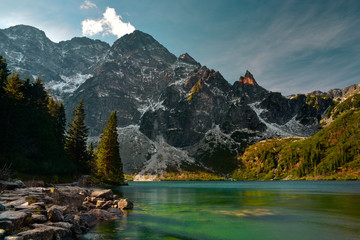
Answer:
[82,181,360,240]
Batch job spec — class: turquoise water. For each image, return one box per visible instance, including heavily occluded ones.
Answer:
[83,181,360,240]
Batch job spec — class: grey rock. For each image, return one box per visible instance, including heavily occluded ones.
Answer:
[87,209,118,221]
[0,228,5,238]
[0,211,31,229]
[31,214,47,224]
[79,213,97,228]
[91,189,113,200]
[18,224,72,240]
[0,181,25,190]
[0,220,14,233]
[0,203,7,211]
[107,208,124,217]
[47,208,63,222]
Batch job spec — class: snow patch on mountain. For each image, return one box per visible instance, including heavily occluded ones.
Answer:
[46,73,93,95]
[249,102,314,138]
[135,135,195,177]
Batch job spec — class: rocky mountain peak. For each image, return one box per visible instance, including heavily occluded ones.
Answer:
[111,30,176,64]
[239,70,258,86]
[178,53,200,66]
[3,25,49,42]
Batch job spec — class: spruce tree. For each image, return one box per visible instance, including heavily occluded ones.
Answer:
[0,55,10,89]
[4,73,24,100]
[65,99,90,173]
[95,110,124,185]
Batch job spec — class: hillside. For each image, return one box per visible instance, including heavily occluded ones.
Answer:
[232,95,360,180]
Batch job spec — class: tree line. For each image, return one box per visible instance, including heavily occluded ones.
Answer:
[0,56,124,184]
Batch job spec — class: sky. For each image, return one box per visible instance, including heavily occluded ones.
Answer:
[0,0,360,95]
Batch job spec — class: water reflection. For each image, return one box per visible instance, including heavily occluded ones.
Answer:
[83,181,360,240]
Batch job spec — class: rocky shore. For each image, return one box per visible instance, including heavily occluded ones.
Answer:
[0,180,133,240]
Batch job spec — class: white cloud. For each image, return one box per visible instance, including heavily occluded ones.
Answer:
[80,0,97,10]
[81,7,135,38]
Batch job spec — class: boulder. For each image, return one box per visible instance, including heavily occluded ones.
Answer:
[107,208,124,217]
[91,189,113,200]
[18,224,72,240]
[0,228,5,238]
[0,181,26,190]
[0,220,14,233]
[0,203,7,211]
[48,205,73,215]
[47,208,63,222]
[0,211,31,228]
[45,221,72,231]
[32,214,47,224]
[4,197,27,209]
[48,187,88,208]
[63,213,75,223]
[79,213,97,228]
[117,198,134,210]
[87,209,118,221]
[100,201,113,210]
[81,201,96,211]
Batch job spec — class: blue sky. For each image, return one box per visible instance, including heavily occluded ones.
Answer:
[0,0,359,95]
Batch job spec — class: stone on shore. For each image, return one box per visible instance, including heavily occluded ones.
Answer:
[32,214,47,224]
[48,208,64,222]
[91,189,113,200]
[17,224,72,240]
[0,203,7,211]
[0,181,26,190]
[0,220,14,234]
[0,181,132,239]
[79,213,98,228]
[117,198,134,210]
[0,211,31,229]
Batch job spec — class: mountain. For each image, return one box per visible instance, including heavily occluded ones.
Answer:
[1,25,350,178]
[0,25,110,98]
[232,95,360,180]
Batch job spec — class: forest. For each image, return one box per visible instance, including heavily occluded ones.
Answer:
[0,56,124,184]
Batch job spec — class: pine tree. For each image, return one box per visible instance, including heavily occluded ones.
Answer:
[4,73,24,100]
[0,55,10,89]
[95,110,124,185]
[65,99,90,173]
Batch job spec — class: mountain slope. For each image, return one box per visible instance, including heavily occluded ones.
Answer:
[232,96,360,180]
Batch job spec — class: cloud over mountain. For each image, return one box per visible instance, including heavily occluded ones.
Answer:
[81,7,135,39]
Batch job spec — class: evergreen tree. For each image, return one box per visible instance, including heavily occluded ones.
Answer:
[4,73,24,100]
[48,98,66,144]
[65,99,90,173]
[87,142,96,172]
[95,110,124,185]
[0,55,10,90]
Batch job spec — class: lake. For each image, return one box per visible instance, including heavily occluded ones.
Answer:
[82,181,360,240]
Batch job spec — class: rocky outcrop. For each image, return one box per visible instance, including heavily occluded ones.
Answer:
[0,182,133,239]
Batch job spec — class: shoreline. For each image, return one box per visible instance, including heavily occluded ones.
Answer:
[0,180,133,240]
